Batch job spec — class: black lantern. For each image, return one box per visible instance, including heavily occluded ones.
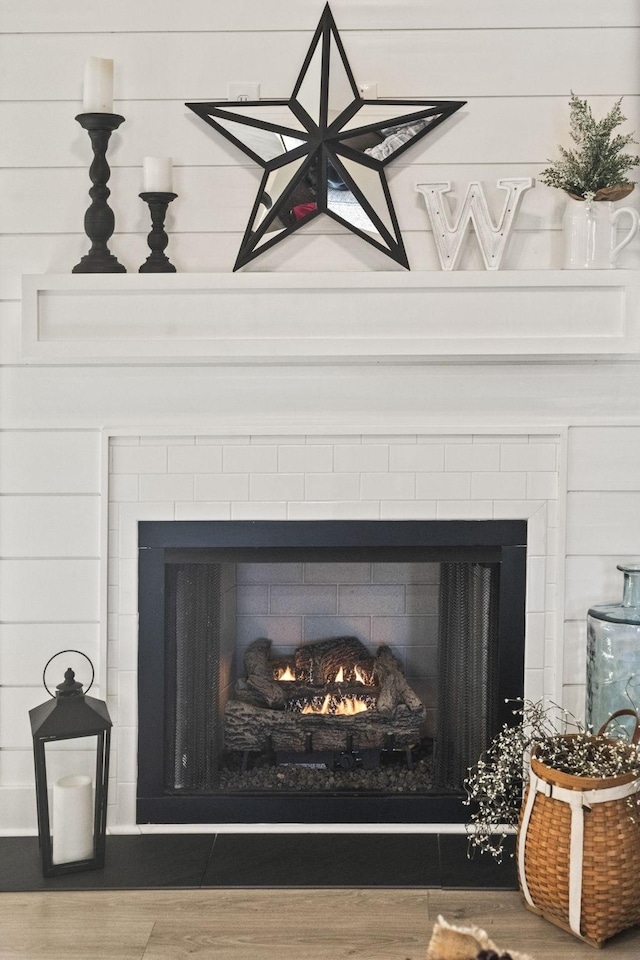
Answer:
[29,651,112,877]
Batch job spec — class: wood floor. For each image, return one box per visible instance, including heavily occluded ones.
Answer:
[1,889,640,960]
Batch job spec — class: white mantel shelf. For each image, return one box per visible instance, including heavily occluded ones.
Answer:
[21,271,640,364]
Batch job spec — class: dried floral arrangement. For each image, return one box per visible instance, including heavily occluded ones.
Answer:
[464,699,640,861]
[540,93,639,201]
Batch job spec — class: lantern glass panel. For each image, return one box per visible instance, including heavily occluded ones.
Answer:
[44,734,99,866]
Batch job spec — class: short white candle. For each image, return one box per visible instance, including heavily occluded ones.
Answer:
[143,157,173,193]
[82,57,114,114]
[52,774,94,865]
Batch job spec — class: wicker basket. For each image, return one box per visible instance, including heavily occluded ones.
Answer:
[517,711,640,947]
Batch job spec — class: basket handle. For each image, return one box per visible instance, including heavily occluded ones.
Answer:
[597,708,640,744]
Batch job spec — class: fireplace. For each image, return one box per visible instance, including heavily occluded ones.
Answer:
[137,519,526,824]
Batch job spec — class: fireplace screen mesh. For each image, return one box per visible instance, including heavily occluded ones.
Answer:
[165,563,222,791]
[435,562,500,788]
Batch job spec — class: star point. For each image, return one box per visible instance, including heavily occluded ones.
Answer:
[186,5,465,269]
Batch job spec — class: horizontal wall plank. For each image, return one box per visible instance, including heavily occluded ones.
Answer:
[0,559,101,622]
[0,748,97,787]
[0,787,36,831]
[0,303,21,364]
[3,97,639,170]
[0,165,579,234]
[568,426,640,491]
[0,496,101,557]
[0,623,100,685]
[0,431,101,493]
[564,555,637,620]
[4,360,640,431]
[566,492,640,555]
[2,29,638,101]
[0,690,106,753]
[4,1,639,33]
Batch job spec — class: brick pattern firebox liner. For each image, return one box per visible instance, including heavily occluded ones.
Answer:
[517,741,640,947]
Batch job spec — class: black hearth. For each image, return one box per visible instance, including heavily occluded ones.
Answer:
[137,520,526,824]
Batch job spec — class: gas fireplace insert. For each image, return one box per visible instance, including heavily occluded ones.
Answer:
[137,520,526,824]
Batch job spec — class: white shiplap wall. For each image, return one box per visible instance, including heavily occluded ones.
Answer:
[1,0,639,286]
[2,1,640,833]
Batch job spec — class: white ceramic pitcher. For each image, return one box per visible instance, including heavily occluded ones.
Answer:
[563,198,639,269]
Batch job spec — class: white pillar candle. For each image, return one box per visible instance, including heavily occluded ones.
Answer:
[143,157,173,193]
[83,57,114,113]
[52,774,94,865]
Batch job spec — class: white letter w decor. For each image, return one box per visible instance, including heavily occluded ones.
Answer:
[416,178,534,270]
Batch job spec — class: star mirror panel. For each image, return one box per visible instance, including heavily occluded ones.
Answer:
[186,4,465,269]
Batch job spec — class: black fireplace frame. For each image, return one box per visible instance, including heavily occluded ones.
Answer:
[137,519,526,824]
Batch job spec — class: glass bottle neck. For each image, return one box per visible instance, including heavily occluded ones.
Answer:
[620,565,640,608]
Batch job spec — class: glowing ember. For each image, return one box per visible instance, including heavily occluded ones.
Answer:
[276,665,296,681]
[301,695,370,716]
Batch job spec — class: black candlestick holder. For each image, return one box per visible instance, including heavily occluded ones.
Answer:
[138,192,178,272]
[73,113,126,272]
[73,113,126,273]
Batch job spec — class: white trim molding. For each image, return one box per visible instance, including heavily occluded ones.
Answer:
[22,271,640,364]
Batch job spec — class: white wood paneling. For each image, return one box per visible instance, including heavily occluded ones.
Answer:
[0,496,101,557]
[563,556,638,620]
[0,165,567,235]
[0,559,100,622]
[3,29,639,101]
[0,687,51,750]
[568,426,640,491]
[0,748,96,787]
[566,493,640,556]
[0,623,100,685]
[4,0,639,33]
[0,788,37,831]
[0,432,101,493]
[6,363,640,433]
[7,97,639,170]
[0,228,575,298]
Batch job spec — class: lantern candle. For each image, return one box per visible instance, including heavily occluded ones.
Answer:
[143,157,173,193]
[82,57,114,114]
[52,774,94,864]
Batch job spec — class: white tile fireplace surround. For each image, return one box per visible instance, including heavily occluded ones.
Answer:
[112,429,555,831]
[5,274,640,838]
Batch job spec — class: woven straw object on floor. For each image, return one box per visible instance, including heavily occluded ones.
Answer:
[517,733,640,947]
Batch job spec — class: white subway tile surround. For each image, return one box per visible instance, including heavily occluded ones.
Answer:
[106,431,559,830]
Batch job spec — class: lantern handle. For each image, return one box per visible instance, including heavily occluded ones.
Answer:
[42,649,95,698]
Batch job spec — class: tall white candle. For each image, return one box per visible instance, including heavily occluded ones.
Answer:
[143,157,173,193]
[83,57,114,114]
[52,774,94,865]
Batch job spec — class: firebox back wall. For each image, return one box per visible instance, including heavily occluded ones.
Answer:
[234,561,440,734]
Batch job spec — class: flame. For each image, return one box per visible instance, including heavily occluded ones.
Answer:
[276,665,296,681]
[338,697,369,715]
[301,695,369,716]
[354,664,367,685]
[334,666,344,683]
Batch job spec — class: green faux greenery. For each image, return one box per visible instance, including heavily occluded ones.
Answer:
[540,93,639,199]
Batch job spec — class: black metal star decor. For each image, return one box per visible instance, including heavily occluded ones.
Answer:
[186,4,465,270]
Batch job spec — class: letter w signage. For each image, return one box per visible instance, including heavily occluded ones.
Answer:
[416,179,534,270]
